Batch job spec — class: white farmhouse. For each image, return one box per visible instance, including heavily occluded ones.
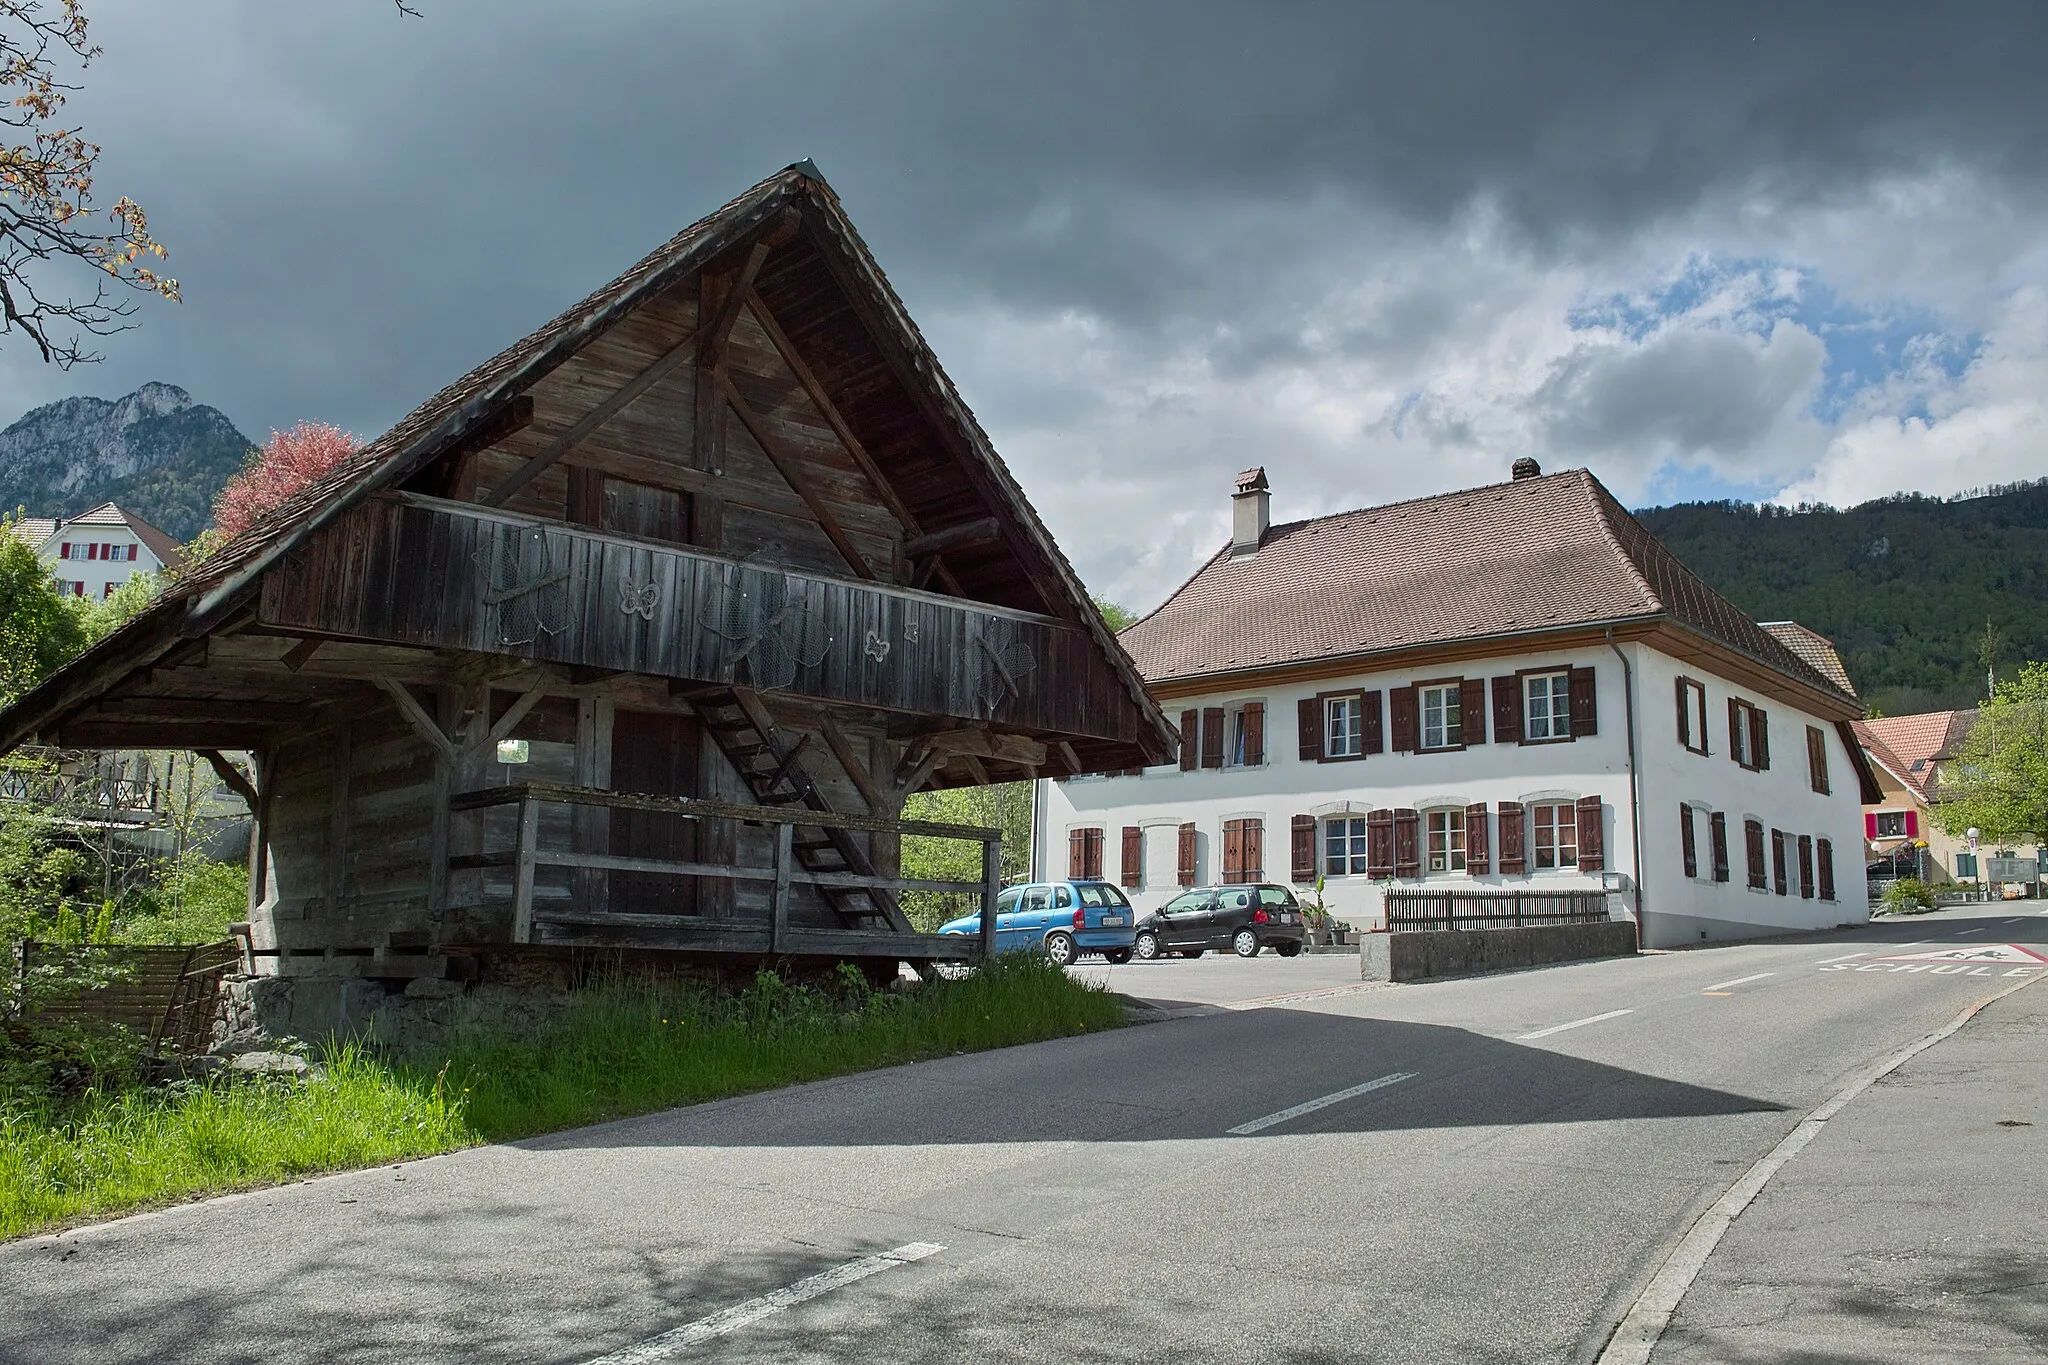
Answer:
[1037,462,1879,950]
[11,502,181,600]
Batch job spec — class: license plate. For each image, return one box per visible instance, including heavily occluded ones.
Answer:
[1100,915,1126,927]
[1281,913,1295,924]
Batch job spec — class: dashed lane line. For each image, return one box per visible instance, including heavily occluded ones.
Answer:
[1517,1008,1633,1041]
[580,1243,946,1364]
[1701,972,1775,993]
[1226,1072,1419,1135]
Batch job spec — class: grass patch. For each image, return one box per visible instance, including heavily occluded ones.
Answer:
[0,956,1121,1239]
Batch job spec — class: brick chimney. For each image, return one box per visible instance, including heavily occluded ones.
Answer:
[1511,456,1542,480]
[1232,467,1270,555]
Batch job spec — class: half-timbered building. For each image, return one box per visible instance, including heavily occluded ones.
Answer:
[0,162,1174,998]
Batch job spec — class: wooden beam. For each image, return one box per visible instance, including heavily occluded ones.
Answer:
[958,753,992,787]
[481,322,706,507]
[197,750,257,808]
[56,724,276,751]
[815,713,886,814]
[485,682,551,749]
[280,637,324,674]
[1057,740,1083,775]
[902,517,1000,561]
[374,677,457,764]
[431,394,535,499]
[716,369,876,580]
[698,241,773,371]
[448,780,998,842]
[87,698,303,725]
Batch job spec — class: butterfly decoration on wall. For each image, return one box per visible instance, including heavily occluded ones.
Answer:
[476,527,570,648]
[617,576,661,621]
[698,551,833,691]
[970,616,1036,717]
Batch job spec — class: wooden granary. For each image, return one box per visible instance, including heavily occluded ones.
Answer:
[0,163,1175,982]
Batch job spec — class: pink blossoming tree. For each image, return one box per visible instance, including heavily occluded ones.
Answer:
[211,421,359,540]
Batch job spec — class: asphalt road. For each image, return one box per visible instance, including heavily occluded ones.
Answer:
[5,905,2044,1364]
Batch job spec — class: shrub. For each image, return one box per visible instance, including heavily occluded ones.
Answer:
[1882,878,1937,915]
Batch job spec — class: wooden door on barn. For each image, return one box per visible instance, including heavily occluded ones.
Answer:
[608,709,702,915]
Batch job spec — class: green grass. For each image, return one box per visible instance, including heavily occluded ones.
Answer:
[0,956,1122,1239]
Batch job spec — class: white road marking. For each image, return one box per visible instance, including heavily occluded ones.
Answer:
[1958,928,1986,935]
[1517,1008,1633,1040]
[1594,970,2046,1365]
[581,1243,946,1364]
[1227,1071,1418,1135]
[1813,951,1869,965]
[1701,972,1774,992]
[2003,917,2025,925]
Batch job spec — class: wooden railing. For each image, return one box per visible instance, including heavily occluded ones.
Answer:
[1384,889,1612,933]
[447,782,1001,961]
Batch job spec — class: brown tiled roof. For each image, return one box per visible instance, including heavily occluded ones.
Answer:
[1119,468,1855,707]
[8,517,56,549]
[1856,709,1978,803]
[55,502,183,568]
[1760,622,1857,697]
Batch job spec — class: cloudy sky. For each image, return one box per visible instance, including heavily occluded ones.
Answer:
[5,2,2045,610]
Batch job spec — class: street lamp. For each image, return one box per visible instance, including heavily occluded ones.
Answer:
[1967,827,1982,897]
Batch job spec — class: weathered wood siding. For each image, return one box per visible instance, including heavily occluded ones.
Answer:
[259,493,1144,742]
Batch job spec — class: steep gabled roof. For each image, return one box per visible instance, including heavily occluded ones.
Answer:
[1760,621,1856,698]
[1856,708,1978,804]
[49,502,183,568]
[1119,467,1857,710]
[0,162,1172,759]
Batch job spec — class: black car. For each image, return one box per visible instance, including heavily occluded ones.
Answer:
[1132,884,1308,960]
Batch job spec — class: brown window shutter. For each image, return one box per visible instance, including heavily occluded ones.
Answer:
[1291,814,1316,882]
[1497,802,1526,875]
[1121,825,1143,888]
[1390,685,1419,753]
[1221,819,1244,883]
[1754,709,1770,770]
[1464,802,1490,875]
[1180,709,1200,771]
[1575,796,1604,872]
[1817,838,1836,901]
[1362,690,1385,754]
[1177,822,1197,886]
[1241,702,1265,766]
[1243,819,1264,881]
[1806,725,1828,794]
[1201,708,1225,769]
[1674,677,1691,749]
[1459,677,1487,747]
[1745,818,1767,889]
[1679,804,1697,879]
[1297,697,1322,762]
[1568,666,1598,737]
[1771,829,1788,895]
[1068,828,1086,880]
[1089,828,1107,880]
[1710,811,1730,882]
[1728,697,1746,766]
[1366,809,1395,878]
[1492,675,1522,744]
[1393,808,1421,878]
[1797,834,1814,898]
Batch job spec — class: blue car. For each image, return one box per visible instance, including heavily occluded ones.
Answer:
[938,880,1140,967]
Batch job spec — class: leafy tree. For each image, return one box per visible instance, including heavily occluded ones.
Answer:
[0,1,177,366]
[899,782,1034,931]
[1092,598,1135,632]
[0,513,84,705]
[1939,661,2048,843]
[77,564,156,643]
[208,420,359,543]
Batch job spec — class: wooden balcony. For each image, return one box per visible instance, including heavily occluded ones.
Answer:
[258,491,1144,741]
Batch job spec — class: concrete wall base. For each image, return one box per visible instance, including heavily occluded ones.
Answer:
[1360,920,1639,983]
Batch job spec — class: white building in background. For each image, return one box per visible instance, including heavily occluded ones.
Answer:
[1037,462,1879,950]
[10,502,181,599]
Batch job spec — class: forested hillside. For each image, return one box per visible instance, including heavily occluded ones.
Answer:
[1635,481,2048,715]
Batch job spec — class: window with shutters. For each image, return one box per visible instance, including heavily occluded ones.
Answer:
[1873,810,1908,838]
[1424,808,1466,873]
[1497,802,1526,874]
[1771,828,1789,896]
[1290,815,1317,882]
[1805,725,1830,794]
[1680,804,1698,879]
[1530,802,1578,869]
[1391,808,1420,877]
[1729,699,1770,772]
[1797,834,1815,899]
[1817,838,1836,901]
[1419,683,1463,751]
[1677,677,1709,756]
[1324,693,1365,758]
[1220,818,1263,884]
[1120,826,1143,889]
[1225,701,1266,767]
[1177,822,1197,886]
[1709,811,1730,882]
[1523,671,1572,741]
[1744,818,1767,890]
[1324,816,1370,876]
[1068,827,1104,881]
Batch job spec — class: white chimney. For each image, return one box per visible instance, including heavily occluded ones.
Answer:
[1231,466,1270,556]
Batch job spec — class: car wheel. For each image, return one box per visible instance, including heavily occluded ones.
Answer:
[1134,932,1162,960]
[1104,948,1133,964]
[1233,929,1260,958]
[1043,931,1078,967]
[1274,941,1303,958]
[1178,948,1204,959]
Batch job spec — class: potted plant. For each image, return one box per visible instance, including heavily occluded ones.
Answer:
[1297,875,1333,946]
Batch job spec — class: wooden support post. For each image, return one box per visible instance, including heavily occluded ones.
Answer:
[979,837,1002,961]
[245,750,273,924]
[770,820,793,953]
[512,792,540,945]
[716,370,878,580]
[326,722,352,918]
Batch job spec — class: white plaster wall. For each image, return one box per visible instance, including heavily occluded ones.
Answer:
[1039,644,1636,925]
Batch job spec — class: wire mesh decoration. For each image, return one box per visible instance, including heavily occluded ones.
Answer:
[476,526,571,647]
[970,616,1036,717]
[697,551,834,690]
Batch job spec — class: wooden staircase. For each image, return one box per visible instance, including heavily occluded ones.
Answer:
[687,686,913,933]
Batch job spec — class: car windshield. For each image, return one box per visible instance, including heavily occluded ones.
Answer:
[1078,884,1130,908]
[1257,887,1297,908]
[1163,891,1211,913]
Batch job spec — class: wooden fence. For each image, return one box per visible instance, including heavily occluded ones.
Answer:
[1384,889,1613,933]
[15,940,241,1056]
